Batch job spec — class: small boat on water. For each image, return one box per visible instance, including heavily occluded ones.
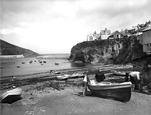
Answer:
[38,60,42,63]
[17,66,20,68]
[0,88,22,104]
[29,60,33,64]
[55,62,59,65]
[43,60,47,63]
[84,76,132,102]
[22,62,25,64]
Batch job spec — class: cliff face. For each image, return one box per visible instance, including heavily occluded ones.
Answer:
[69,36,145,64]
[0,39,40,57]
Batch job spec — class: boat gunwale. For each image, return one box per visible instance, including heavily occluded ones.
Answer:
[0,88,22,100]
[88,84,132,90]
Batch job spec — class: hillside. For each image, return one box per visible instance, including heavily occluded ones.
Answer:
[0,39,40,57]
[69,36,145,64]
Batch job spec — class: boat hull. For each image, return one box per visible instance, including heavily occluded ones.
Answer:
[56,75,68,80]
[1,88,22,104]
[87,82,132,102]
[1,95,22,104]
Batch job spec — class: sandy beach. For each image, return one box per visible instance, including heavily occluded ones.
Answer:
[1,64,151,115]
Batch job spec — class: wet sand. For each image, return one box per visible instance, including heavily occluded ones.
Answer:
[1,64,151,115]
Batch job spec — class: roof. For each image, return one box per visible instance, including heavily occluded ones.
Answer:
[111,30,121,35]
[142,26,151,32]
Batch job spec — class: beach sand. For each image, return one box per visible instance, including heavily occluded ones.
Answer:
[1,64,151,115]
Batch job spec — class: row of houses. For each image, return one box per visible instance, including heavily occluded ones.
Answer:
[86,28,129,41]
[86,28,112,41]
[87,25,151,55]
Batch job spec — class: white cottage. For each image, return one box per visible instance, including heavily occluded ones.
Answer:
[100,28,111,40]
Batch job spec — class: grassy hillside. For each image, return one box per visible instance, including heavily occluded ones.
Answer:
[0,39,40,57]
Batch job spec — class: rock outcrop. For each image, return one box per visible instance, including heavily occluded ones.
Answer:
[69,36,145,64]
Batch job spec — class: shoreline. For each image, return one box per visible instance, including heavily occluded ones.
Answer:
[1,63,133,77]
[0,64,133,91]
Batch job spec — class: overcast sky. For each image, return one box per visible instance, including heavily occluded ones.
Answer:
[1,0,151,54]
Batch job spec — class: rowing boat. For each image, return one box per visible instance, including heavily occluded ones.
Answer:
[1,88,22,104]
[56,74,69,80]
[84,75,132,102]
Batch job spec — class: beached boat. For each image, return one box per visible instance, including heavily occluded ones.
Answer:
[1,88,22,104]
[56,73,84,80]
[68,73,84,79]
[56,74,69,80]
[111,70,126,76]
[84,76,132,102]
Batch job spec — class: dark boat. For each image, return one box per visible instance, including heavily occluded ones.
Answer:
[55,63,59,65]
[22,62,25,64]
[84,76,132,102]
[17,66,20,68]
[43,61,47,63]
[1,88,22,104]
[29,60,33,64]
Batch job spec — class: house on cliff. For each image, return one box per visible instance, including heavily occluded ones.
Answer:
[108,30,121,39]
[87,28,111,41]
[120,29,131,38]
[100,28,111,40]
[87,31,100,41]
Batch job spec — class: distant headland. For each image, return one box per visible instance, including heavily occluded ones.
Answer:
[0,39,40,58]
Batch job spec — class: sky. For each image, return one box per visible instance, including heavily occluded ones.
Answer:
[0,0,151,54]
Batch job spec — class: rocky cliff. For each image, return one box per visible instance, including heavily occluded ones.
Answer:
[69,36,145,64]
[0,39,40,57]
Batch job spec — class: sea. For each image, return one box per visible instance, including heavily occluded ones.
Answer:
[0,53,91,77]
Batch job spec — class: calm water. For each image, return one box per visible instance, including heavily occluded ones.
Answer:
[0,54,89,77]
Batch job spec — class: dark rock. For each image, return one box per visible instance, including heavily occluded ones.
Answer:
[69,36,145,64]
